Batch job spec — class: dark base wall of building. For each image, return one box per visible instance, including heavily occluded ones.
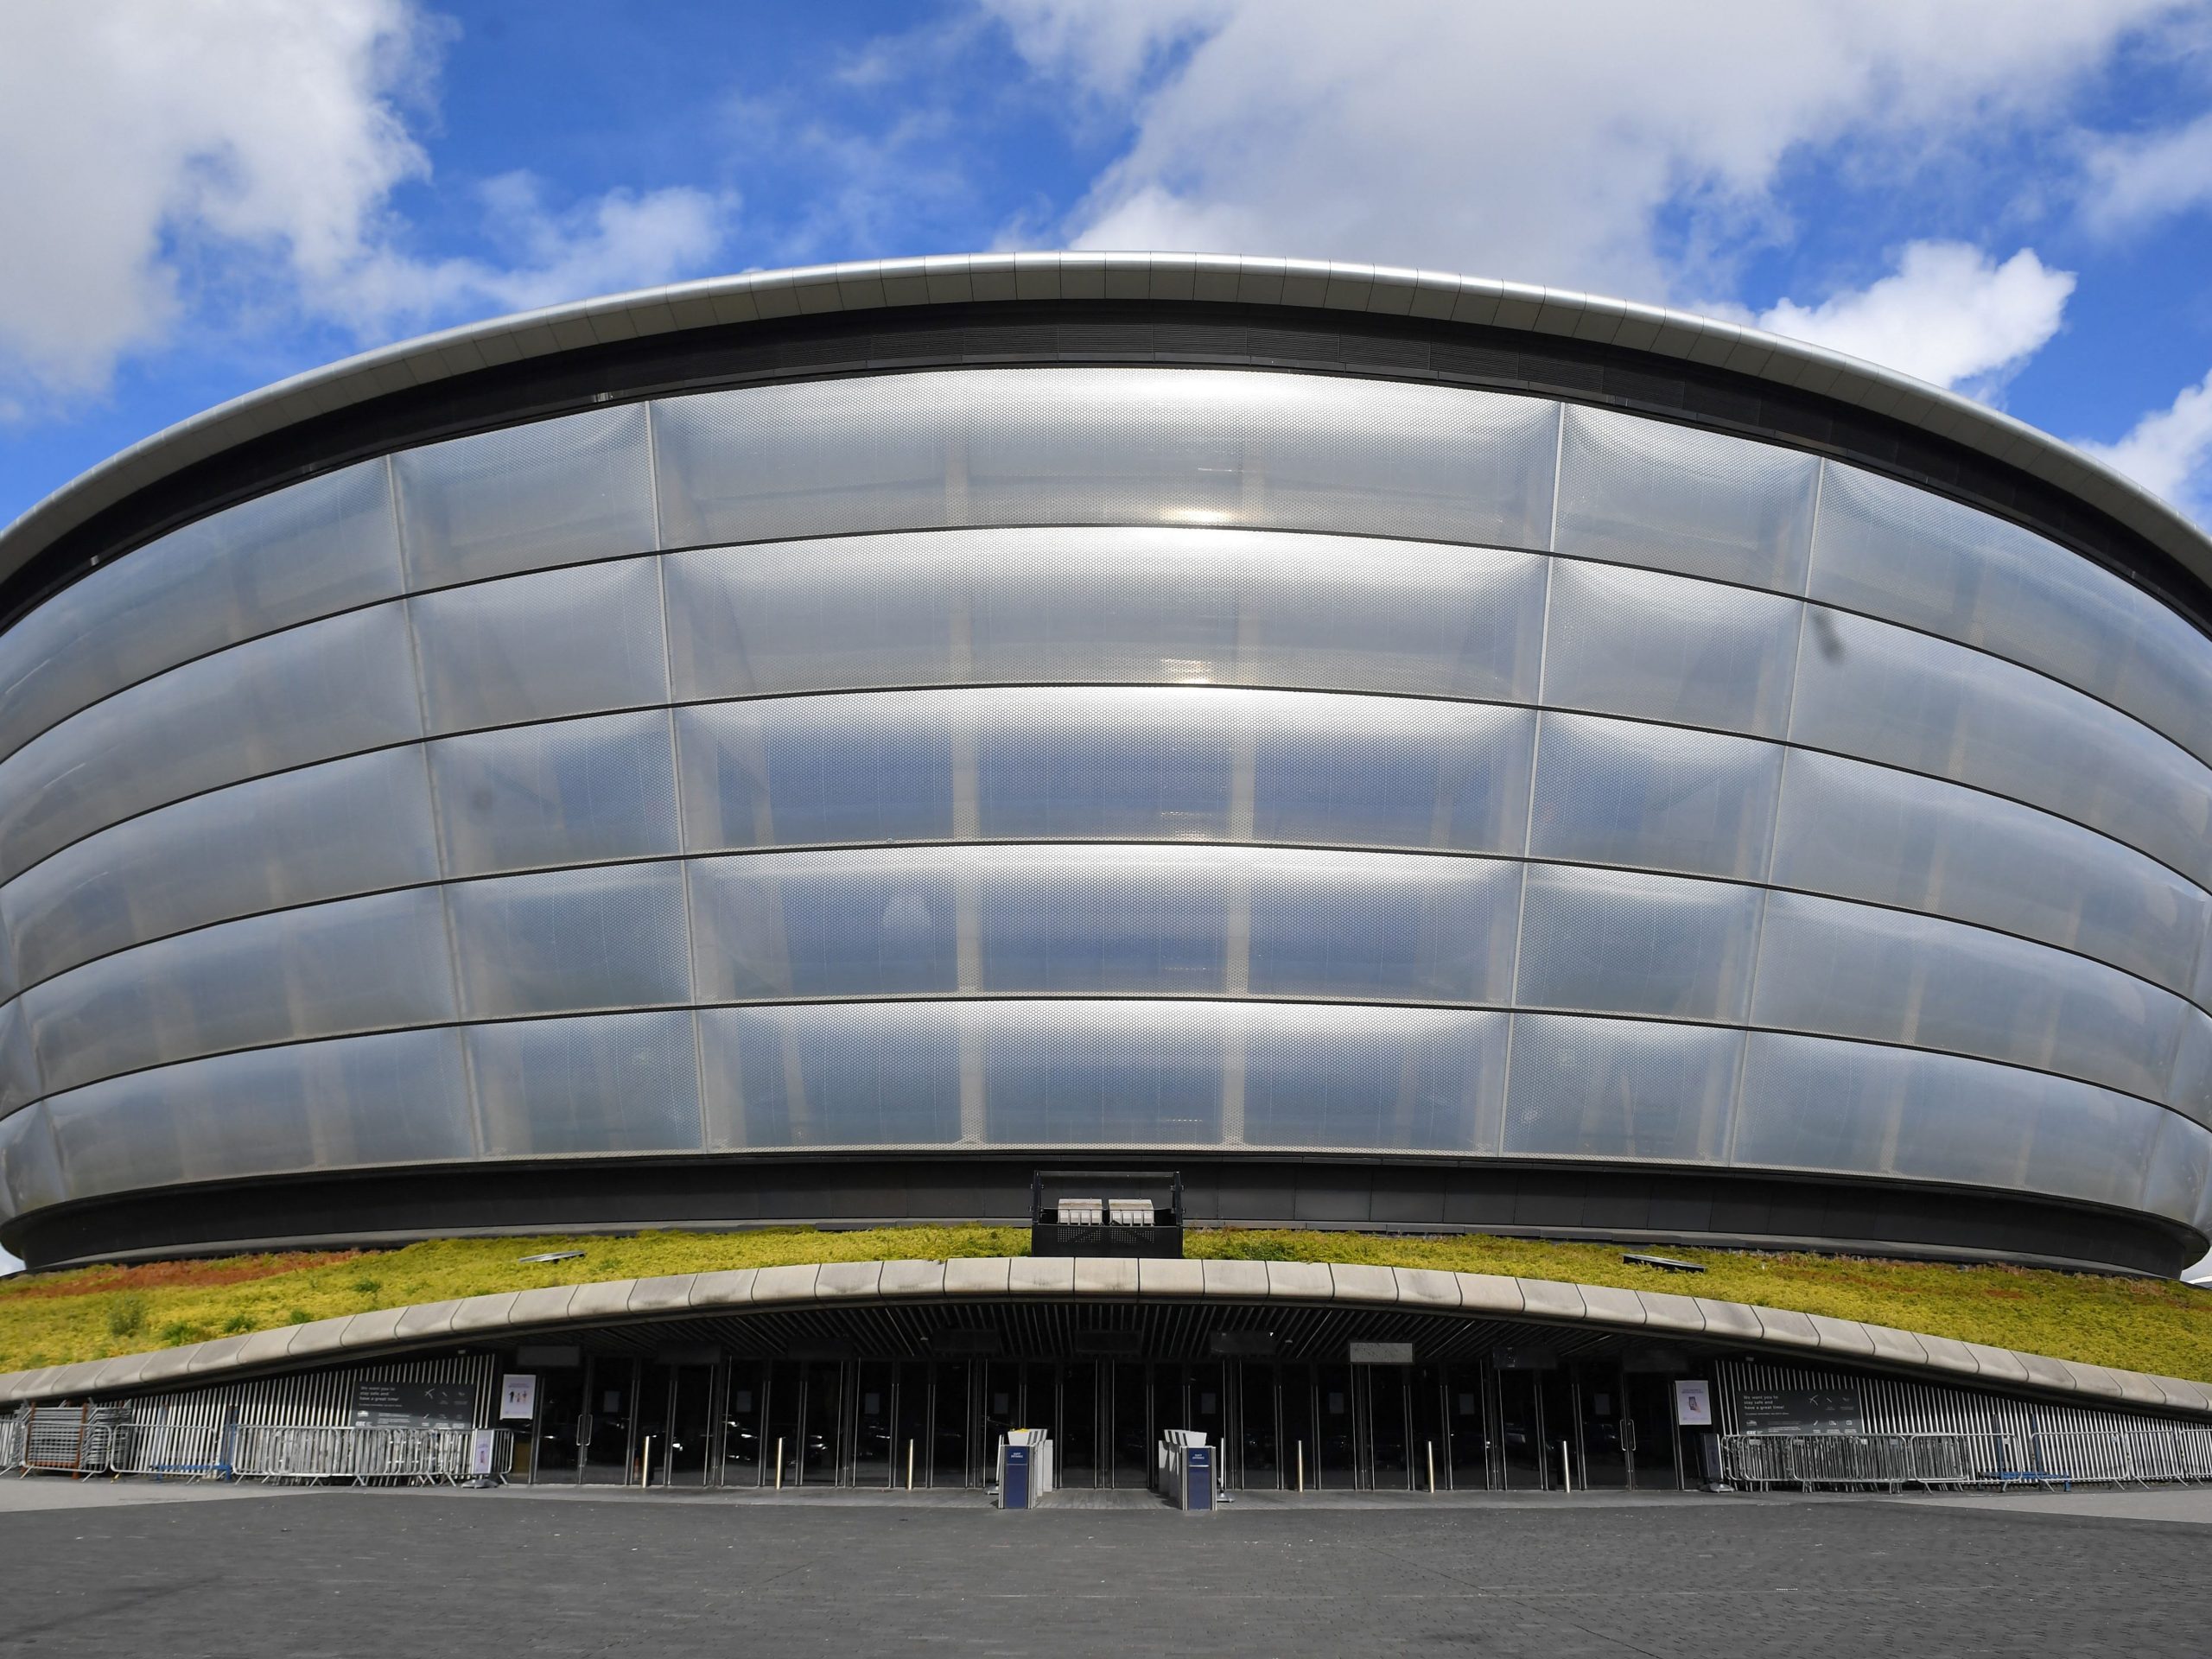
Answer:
[7,1153,2192,1277]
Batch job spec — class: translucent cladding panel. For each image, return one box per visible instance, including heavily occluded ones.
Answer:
[1750,891,2190,1106]
[467,1010,703,1156]
[975,690,1235,842]
[1249,698,1537,855]
[978,846,1228,995]
[1540,560,1802,740]
[1243,851,1521,1005]
[699,1003,963,1148]
[1789,607,2212,887]
[0,1104,63,1223]
[1527,713,1781,880]
[1770,748,2209,998]
[1239,1005,1508,1152]
[429,709,679,879]
[2,747,440,989]
[968,687,1530,852]
[2168,1011,2212,1128]
[2144,1110,2212,1229]
[0,603,423,883]
[448,861,692,1019]
[45,1027,474,1200]
[25,887,458,1095]
[0,995,39,1116]
[409,557,671,736]
[690,851,959,1001]
[1502,1014,1740,1161]
[1554,404,1818,591]
[677,697,956,852]
[1515,866,1762,1022]
[664,525,1547,706]
[652,368,1560,551]
[1810,462,2212,766]
[394,403,658,588]
[1732,1033,2163,1211]
[982,1001,1225,1145]
[0,460,404,766]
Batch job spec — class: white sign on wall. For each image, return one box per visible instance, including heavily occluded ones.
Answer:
[1674,1379,1713,1427]
[499,1374,537,1421]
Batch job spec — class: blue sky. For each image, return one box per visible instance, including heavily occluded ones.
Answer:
[4,1,2212,530]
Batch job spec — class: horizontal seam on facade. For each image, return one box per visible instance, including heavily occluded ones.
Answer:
[7,988,2207,1135]
[3,840,2206,1041]
[3,680,2210,977]
[6,509,2212,785]
[8,336,2202,642]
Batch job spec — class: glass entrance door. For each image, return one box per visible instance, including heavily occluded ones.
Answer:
[638,1363,715,1487]
[722,1363,765,1487]
[531,1364,586,1485]
[1623,1373,1681,1490]
[1059,1363,1098,1487]
[1497,1369,1544,1489]
[582,1356,638,1484]
[1443,1363,1491,1491]
[1573,1363,1630,1489]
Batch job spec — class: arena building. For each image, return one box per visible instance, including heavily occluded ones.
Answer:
[3,254,2212,1284]
[8,252,2212,1495]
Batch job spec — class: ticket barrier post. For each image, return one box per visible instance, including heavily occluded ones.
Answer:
[996,1428,1053,1509]
[1159,1429,1214,1513]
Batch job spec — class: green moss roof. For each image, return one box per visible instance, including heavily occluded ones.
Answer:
[3,1225,2209,1382]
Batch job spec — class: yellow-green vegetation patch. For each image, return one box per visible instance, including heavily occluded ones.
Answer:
[1188,1231,2212,1382]
[3,1225,2209,1382]
[0,1227,1024,1373]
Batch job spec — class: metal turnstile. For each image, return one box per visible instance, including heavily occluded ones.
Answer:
[996,1428,1054,1508]
[1159,1429,1214,1512]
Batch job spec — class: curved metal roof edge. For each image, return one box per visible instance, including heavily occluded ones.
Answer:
[3,1255,2205,1419]
[5,251,2208,588]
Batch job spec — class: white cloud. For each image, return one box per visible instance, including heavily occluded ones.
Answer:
[0,0,735,410]
[0,1246,17,1279]
[334,173,734,324]
[982,0,2179,305]
[2079,365,2212,519]
[2082,109,2212,233]
[1754,244,2076,393]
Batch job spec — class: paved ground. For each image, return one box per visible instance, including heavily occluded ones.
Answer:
[2,1482,2209,1656]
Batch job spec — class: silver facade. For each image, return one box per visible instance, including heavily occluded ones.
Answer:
[1,367,2209,1253]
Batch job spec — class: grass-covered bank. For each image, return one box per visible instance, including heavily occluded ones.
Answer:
[3,1226,2210,1382]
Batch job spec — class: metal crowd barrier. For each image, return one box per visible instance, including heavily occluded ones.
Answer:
[1723,1427,2212,1491]
[228,1425,512,1485]
[1,1410,512,1485]
[10,1404,124,1476]
[107,1420,238,1480]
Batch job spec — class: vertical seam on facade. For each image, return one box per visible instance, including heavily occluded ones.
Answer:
[391,454,483,1161]
[1546,401,1566,553]
[644,399,706,1151]
[1498,556,1557,1154]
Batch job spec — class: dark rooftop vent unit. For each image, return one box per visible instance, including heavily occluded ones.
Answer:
[1031,1170,1185,1259]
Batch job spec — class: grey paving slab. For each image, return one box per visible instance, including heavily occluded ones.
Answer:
[625,1274,698,1314]
[747,1265,821,1306]
[811,1262,883,1301]
[506,1285,581,1326]
[5,1484,2212,1659]
[874,1260,945,1299]
[688,1269,757,1309]
[942,1256,1011,1297]
[561,1279,635,1322]
[1071,1257,1140,1296]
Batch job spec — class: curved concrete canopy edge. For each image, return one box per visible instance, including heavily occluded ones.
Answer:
[4,251,2208,594]
[3,1256,2206,1420]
